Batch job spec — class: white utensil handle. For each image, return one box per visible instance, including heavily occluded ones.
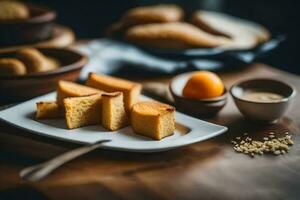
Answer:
[20,139,111,182]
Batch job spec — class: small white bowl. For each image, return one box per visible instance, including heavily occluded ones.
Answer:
[230,78,296,123]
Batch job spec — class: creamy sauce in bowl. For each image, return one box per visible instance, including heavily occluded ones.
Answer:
[241,91,285,103]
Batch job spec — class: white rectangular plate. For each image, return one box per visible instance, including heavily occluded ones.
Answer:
[0,93,227,152]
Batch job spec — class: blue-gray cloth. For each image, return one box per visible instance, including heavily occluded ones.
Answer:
[76,37,283,80]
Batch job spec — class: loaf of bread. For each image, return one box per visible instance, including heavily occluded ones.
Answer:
[36,101,63,119]
[123,4,183,26]
[56,80,102,106]
[0,58,26,76]
[108,4,183,36]
[64,94,102,129]
[125,22,231,49]
[191,11,270,49]
[131,101,175,140]
[86,73,142,112]
[102,92,128,131]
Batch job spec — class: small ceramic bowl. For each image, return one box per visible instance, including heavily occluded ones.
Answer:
[0,4,56,46]
[0,48,87,103]
[169,72,227,117]
[230,79,296,124]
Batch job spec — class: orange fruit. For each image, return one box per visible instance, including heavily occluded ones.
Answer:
[182,71,224,99]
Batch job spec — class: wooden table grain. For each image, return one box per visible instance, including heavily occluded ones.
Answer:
[0,64,300,200]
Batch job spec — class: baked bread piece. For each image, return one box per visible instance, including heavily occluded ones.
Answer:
[0,1,29,21]
[108,4,183,36]
[0,58,26,76]
[46,56,60,71]
[125,22,231,49]
[86,73,142,112]
[16,48,60,73]
[191,11,270,49]
[64,94,102,129]
[123,4,183,25]
[131,101,175,140]
[56,80,102,106]
[36,101,63,119]
[102,92,128,131]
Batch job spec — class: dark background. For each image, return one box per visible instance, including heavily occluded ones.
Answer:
[29,0,300,74]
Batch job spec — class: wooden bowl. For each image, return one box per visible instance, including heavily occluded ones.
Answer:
[0,4,56,46]
[169,72,227,118]
[230,79,296,124]
[0,48,87,103]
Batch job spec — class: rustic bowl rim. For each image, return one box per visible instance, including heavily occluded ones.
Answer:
[0,47,88,80]
[169,71,228,104]
[0,3,56,24]
[230,78,296,104]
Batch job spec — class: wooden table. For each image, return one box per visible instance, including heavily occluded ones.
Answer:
[0,64,300,200]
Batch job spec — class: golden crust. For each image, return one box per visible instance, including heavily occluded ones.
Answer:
[102,92,122,98]
[132,101,175,116]
[36,101,63,119]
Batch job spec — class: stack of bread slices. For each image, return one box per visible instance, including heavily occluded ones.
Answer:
[36,73,175,140]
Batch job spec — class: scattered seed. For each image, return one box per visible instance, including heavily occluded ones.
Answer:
[231,131,294,157]
[274,150,281,155]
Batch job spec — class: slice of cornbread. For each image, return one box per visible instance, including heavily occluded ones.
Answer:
[57,80,102,106]
[102,92,128,131]
[64,94,102,129]
[36,101,63,119]
[86,73,142,112]
[131,101,175,140]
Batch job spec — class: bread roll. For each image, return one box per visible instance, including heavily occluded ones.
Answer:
[0,58,26,76]
[16,48,60,73]
[0,1,29,21]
